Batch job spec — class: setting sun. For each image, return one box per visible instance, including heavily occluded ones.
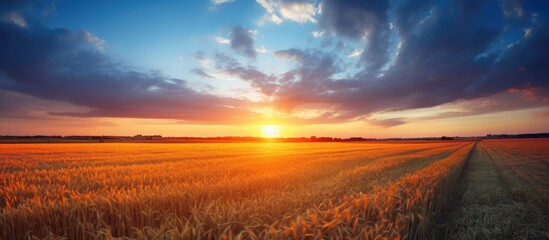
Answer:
[261,125,281,138]
[1,1,549,239]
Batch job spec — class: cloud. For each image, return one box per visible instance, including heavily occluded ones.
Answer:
[271,48,350,111]
[82,31,105,51]
[0,89,91,120]
[270,14,283,24]
[318,0,390,75]
[193,51,206,60]
[213,53,279,96]
[318,0,389,39]
[255,46,269,54]
[312,30,324,38]
[191,68,214,78]
[215,36,230,45]
[278,1,317,23]
[229,26,257,59]
[256,0,549,124]
[421,89,549,120]
[255,0,317,24]
[211,0,234,6]
[3,0,549,127]
[347,48,363,58]
[2,12,26,27]
[0,18,252,124]
[256,13,283,26]
[500,0,525,18]
[368,118,406,128]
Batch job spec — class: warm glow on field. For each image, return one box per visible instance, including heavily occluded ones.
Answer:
[0,141,474,239]
[261,125,281,138]
[2,140,548,239]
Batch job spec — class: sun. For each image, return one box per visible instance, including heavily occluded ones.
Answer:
[261,125,281,138]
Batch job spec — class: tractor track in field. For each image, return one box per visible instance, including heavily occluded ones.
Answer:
[433,142,548,240]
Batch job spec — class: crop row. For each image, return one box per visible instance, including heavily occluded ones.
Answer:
[0,142,470,239]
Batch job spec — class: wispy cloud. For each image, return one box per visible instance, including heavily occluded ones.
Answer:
[368,118,406,128]
[347,48,363,58]
[312,30,324,38]
[215,36,230,45]
[2,12,26,27]
[255,0,317,24]
[211,0,234,6]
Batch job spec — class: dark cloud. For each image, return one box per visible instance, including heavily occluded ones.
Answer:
[319,0,389,39]
[0,18,251,124]
[3,0,549,127]
[0,89,90,119]
[224,67,278,96]
[229,26,256,59]
[368,118,406,128]
[272,48,349,110]
[264,0,549,122]
[319,0,391,75]
[369,1,505,110]
[421,89,549,120]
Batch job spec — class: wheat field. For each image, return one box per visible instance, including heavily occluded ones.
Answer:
[1,140,546,239]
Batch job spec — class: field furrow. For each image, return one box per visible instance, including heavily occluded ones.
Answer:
[435,140,549,239]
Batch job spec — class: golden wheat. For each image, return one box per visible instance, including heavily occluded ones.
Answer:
[0,141,472,239]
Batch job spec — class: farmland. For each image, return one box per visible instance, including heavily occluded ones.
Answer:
[438,139,549,239]
[0,140,547,239]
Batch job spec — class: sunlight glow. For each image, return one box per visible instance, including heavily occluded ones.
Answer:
[261,125,281,138]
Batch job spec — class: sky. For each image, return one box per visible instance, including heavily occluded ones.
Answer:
[0,0,548,138]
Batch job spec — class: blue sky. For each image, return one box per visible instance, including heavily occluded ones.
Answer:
[41,0,328,99]
[0,0,548,137]
[43,1,312,74]
[45,1,261,76]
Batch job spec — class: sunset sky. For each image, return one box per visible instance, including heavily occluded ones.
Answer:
[1,0,548,138]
